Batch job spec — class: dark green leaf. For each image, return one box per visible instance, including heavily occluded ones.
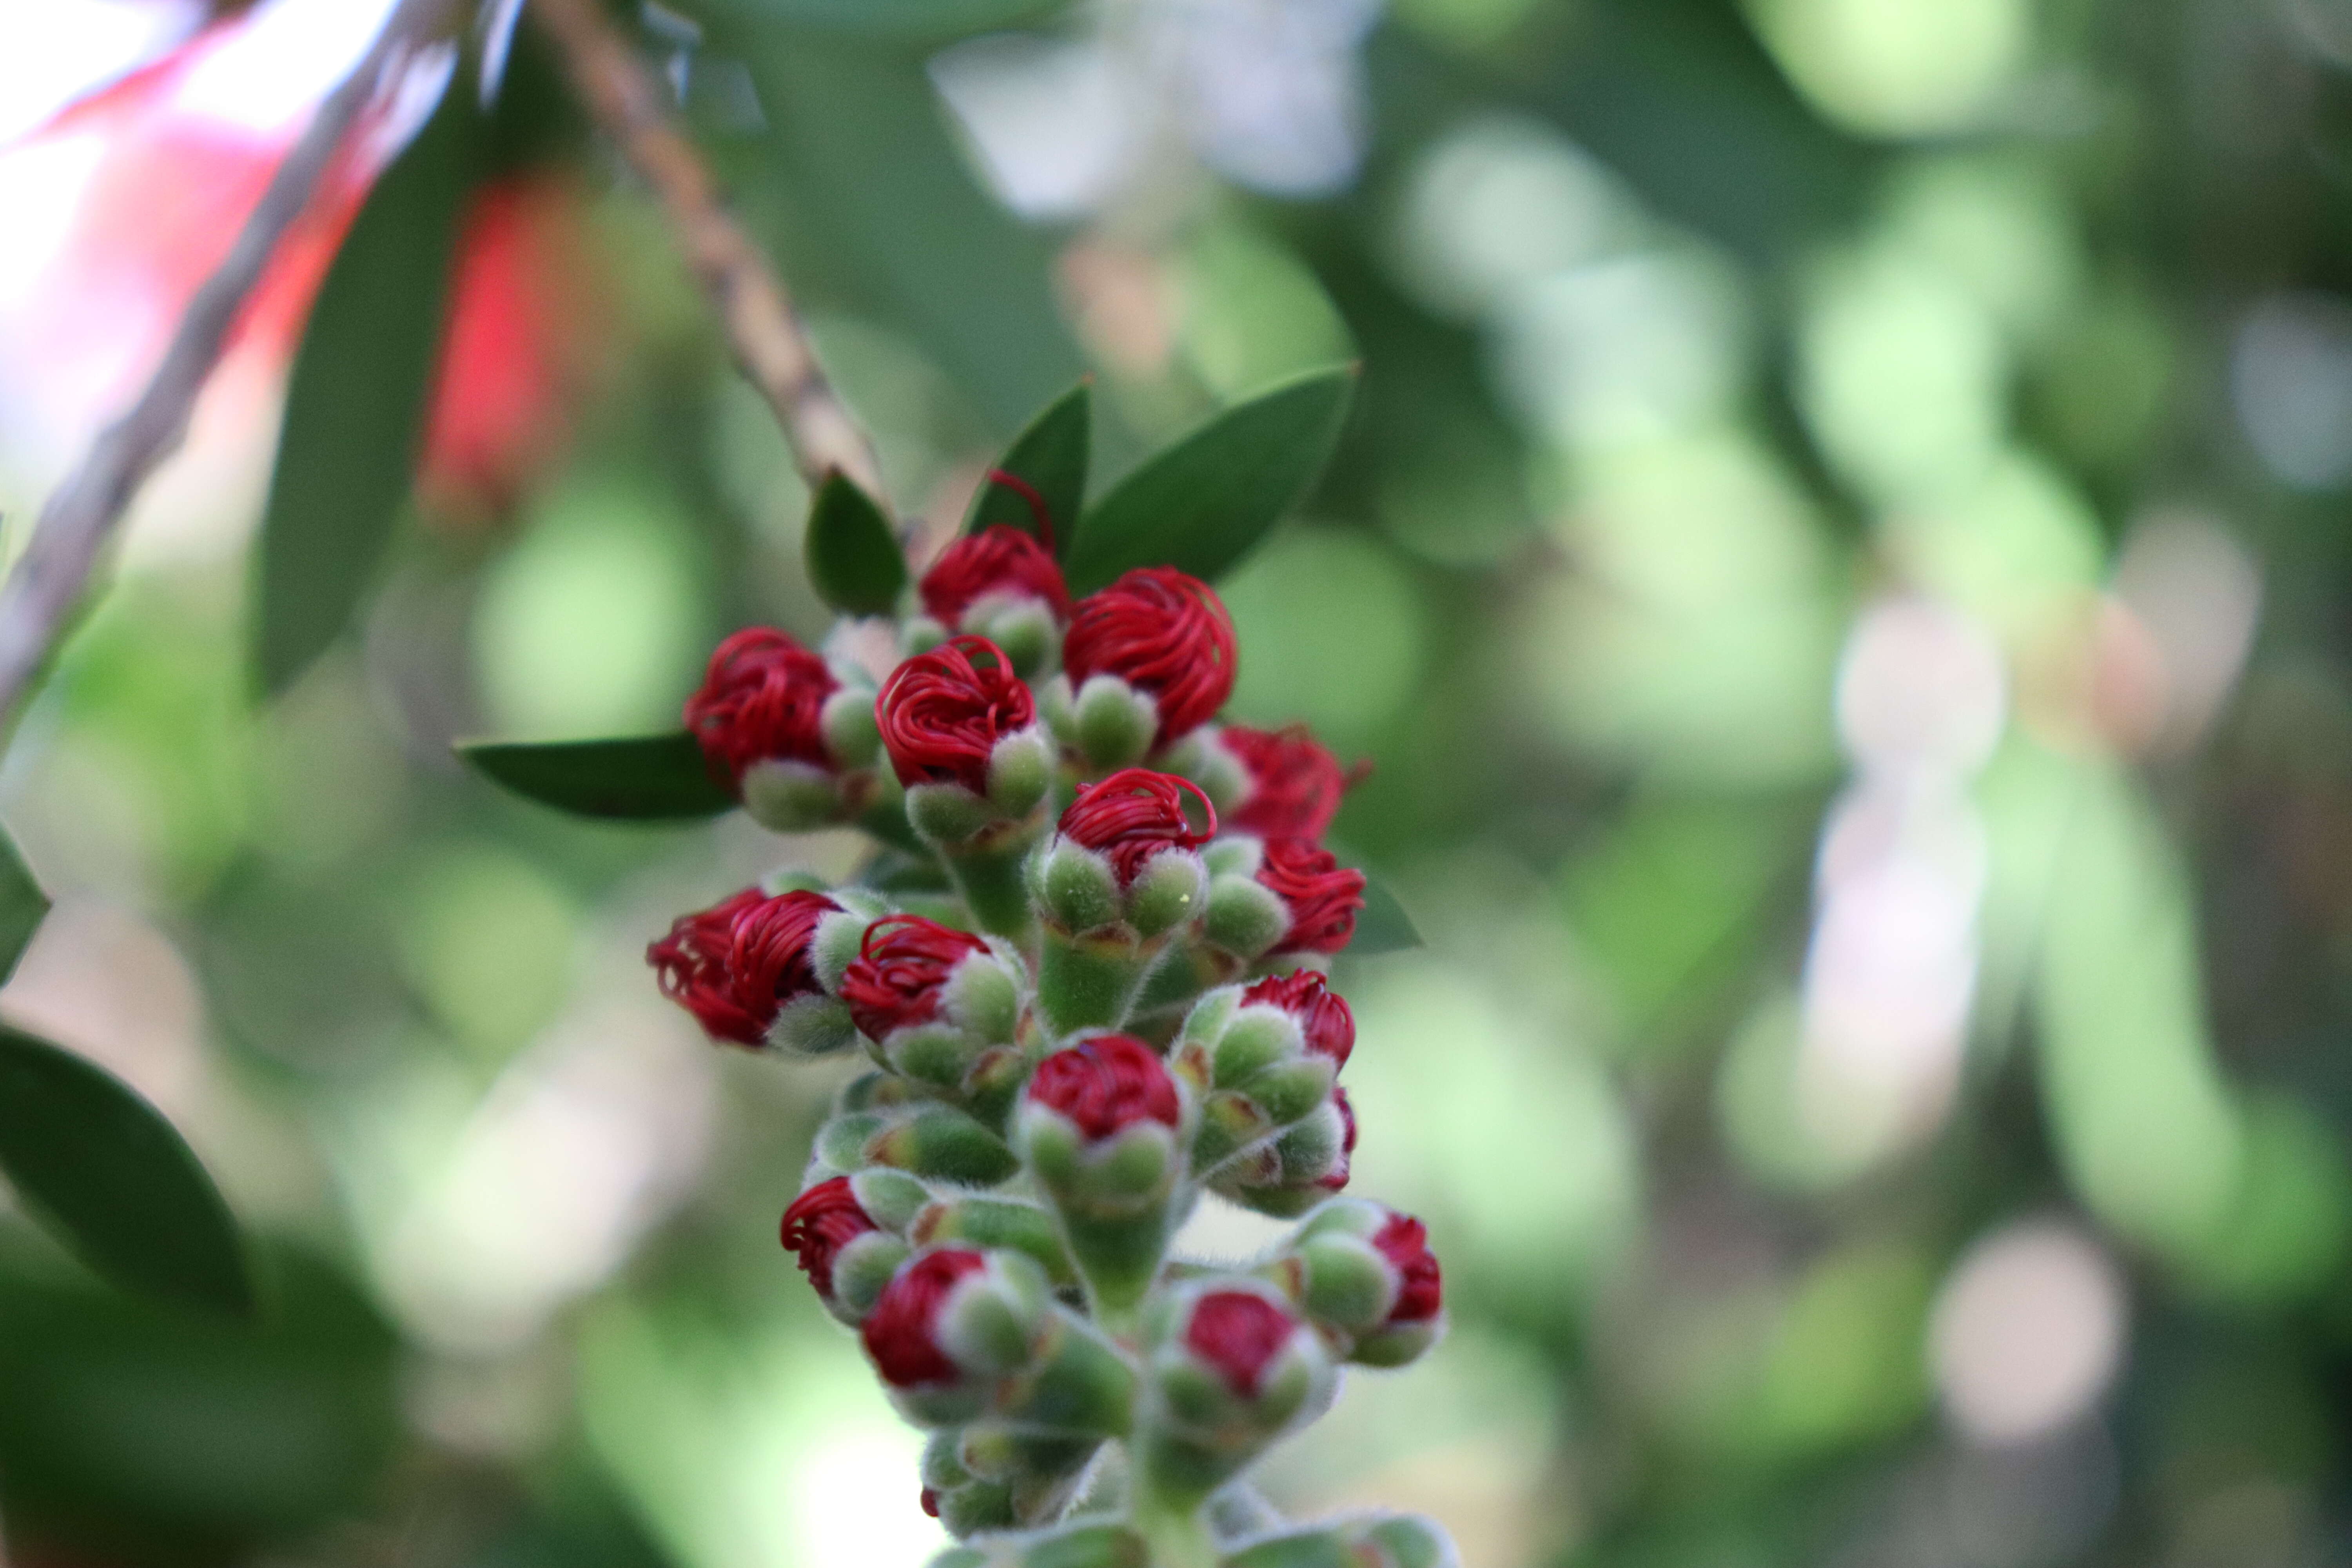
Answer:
[701,0,1067,45]
[965,381,1092,552]
[458,733,735,820]
[1348,873,1422,956]
[725,31,1090,436]
[0,1028,252,1315]
[252,76,482,699]
[1063,365,1357,594]
[0,828,48,982]
[805,472,908,615]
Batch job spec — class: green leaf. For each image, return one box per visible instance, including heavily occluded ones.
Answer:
[1348,873,1422,956]
[725,31,1090,436]
[702,0,1067,45]
[805,472,909,615]
[252,74,481,699]
[457,733,735,820]
[0,1028,252,1316]
[1063,365,1357,594]
[965,381,1091,552]
[0,828,49,982]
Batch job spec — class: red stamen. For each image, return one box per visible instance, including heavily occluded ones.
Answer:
[1221,723,1359,842]
[921,523,1071,625]
[863,1249,989,1387]
[1184,1290,1298,1397]
[684,627,840,789]
[779,1176,879,1300]
[647,888,838,1047]
[1058,768,1217,886]
[875,635,1037,793]
[1315,1088,1357,1193]
[1062,568,1238,748]
[1255,838,1366,955]
[1240,969,1356,1068]
[1025,1034,1182,1141]
[1372,1212,1443,1323]
[839,915,993,1041]
[983,468,1056,555]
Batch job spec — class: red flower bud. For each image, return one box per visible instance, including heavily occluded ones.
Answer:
[1239,970,1356,1069]
[779,1176,880,1300]
[647,888,839,1046]
[876,635,1037,793]
[1025,1034,1182,1141]
[1058,769,1217,886]
[863,1248,990,1387]
[1184,1290,1300,1397]
[1372,1213,1442,1323]
[920,525,1071,625]
[684,628,841,789]
[920,1487,942,1519]
[1255,839,1367,955]
[1063,568,1237,748]
[839,915,995,1040]
[1316,1088,1358,1193]
[1222,724,1361,841]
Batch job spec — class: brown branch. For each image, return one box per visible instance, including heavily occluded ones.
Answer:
[0,0,465,722]
[528,0,890,505]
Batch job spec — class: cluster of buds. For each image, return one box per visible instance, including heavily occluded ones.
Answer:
[646,537,1454,1567]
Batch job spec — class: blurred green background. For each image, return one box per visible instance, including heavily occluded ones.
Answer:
[5,0,2352,1564]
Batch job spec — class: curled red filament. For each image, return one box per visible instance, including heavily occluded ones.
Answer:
[1372,1212,1443,1324]
[1062,567,1237,748]
[1221,723,1359,841]
[839,915,993,1041]
[1240,969,1356,1069]
[684,627,840,788]
[875,635,1037,793]
[779,1176,879,1300]
[863,1248,989,1387]
[1255,838,1365,955]
[1315,1087,1357,1194]
[1025,1034,1181,1141]
[1184,1290,1298,1398]
[1058,768,1217,886]
[923,524,1070,626]
[646,887,838,1047]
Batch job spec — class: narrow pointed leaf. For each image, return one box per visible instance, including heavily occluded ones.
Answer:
[457,733,735,820]
[0,1028,252,1316]
[252,74,481,698]
[1063,365,1357,594]
[806,472,908,616]
[1347,873,1422,956]
[965,381,1091,551]
[0,828,48,981]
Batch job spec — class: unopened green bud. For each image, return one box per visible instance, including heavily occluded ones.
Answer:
[988,728,1056,818]
[821,685,882,769]
[1202,872,1287,962]
[821,1101,1021,1185]
[739,759,849,833]
[1136,1278,1335,1504]
[769,992,858,1057]
[1225,1517,1458,1568]
[908,780,997,845]
[1160,726,1251,819]
[1071,674,1158,775]
[914,1193,1079,1287]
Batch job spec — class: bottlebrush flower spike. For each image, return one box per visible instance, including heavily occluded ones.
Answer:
[592,374,1456,1568]
[1053,568,1238,771]
[1221,723,1359,840]
[648,887,860,1054]
[685,628,882,831]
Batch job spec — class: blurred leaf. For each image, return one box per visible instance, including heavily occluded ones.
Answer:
[457,734,734,819]
[251,73,481,698]
[0,828,48,982]
[1064,365,1357,594]
[1349,874,1421,955]
[722,28,1089,435]
[966,381,1092,550]
[0,1029,251,1316]
[704,0,1065,40]
[804,472,907,615]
